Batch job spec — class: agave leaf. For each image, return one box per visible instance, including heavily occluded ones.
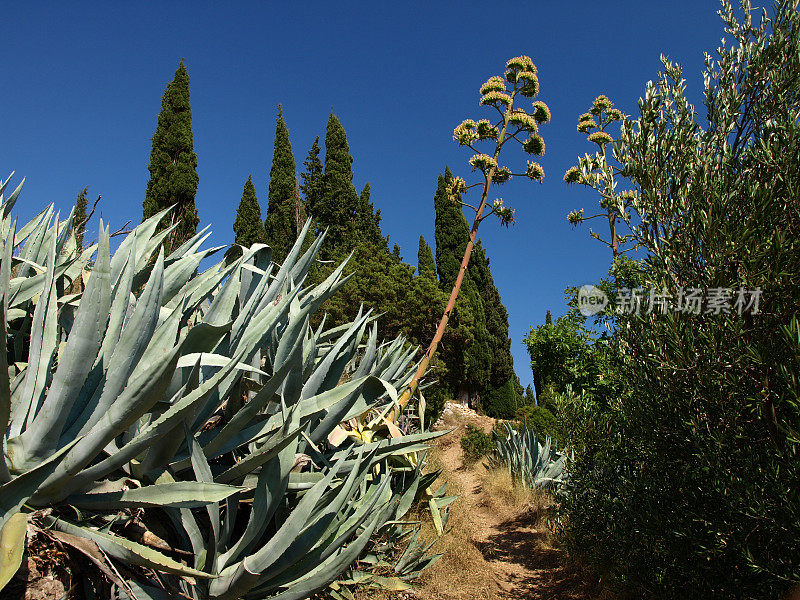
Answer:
[44,516,216,579]
[215,397,302,571]
[256,510,384,600]
[213,426,302,485]
[201,345,297,460]
[243,447,369,586]
[65,482,243,509]
[13,206,50,249]
[176,353,267,376]
[161,245,224,305]
[0,224,15,483]
[7,232,58,438]
[18,224,112,463]
[109,206,170,282]
[0,437,80,528]
[301,309,370,401]
[210,452,347,598]
[0,512,26,592]
[72,250,165,438]
[14,206,52,279]
[63,345,242,491]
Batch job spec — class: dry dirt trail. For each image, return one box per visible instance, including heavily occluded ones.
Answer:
[413,403,600,600]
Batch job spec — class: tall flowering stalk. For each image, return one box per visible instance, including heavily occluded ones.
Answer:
[564,95,637,258]
[394,56,549,416]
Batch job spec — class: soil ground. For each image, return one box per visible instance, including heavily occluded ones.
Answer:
[409,402,604,600]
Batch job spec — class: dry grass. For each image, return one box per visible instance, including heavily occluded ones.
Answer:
[410,446,501,600]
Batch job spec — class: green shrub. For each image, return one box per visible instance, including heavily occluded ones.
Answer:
[559,2,800,597]
[514,404,561,443]
[460,425,493,461]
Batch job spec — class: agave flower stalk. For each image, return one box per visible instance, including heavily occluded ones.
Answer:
[565,95,637,258]
[393,56,549,416]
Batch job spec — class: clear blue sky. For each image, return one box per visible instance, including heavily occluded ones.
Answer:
[1,1,725,387]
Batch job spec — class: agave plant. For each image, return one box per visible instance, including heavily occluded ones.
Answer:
[0,173,445,599]
[487,422,567,491]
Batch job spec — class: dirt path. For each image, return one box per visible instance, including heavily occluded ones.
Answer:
[414,404,600,600]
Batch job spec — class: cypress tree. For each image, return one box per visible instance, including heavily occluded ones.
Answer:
[233,175,265,247]
[470,241,520,417]
[317,113,360,253]
[142,59,199,252]
[74,186,89,253]
[300,136,323,220]
[432,168,491,405]
[417,235,436,280]
[356,183,385,247]
[265,106,301,264]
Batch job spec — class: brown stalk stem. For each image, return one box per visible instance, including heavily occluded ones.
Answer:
[391,92,514,420]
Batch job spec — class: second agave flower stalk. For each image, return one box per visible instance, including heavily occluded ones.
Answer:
[392,55,550,419]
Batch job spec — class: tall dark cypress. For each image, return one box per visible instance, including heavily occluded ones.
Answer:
[265,106,301,264]
[356,183,385,247]
[470,241,520,418]
[317,113,360,253]
[74,186,89,253]
[233,175,265,247]
[142,59,199,252]
[300,136,323,219]
[432,168,491,405]
[417,235,436,280]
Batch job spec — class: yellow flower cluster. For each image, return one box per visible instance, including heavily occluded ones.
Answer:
[480,76,507,95]
[607,108,623,121]
[567,208,584,224]
[588,131,613,145]
[447,176,468,202]
[476,119,499,139]
[531,101,551,124]
[506,55,535,72]
[564,166,581,183]
[526,161,545,181]
[523,134,545,155]
[469,153,498,170]
[517,71,539,97]
[578,119,596,133]
[591,94,613,115]
[507,109,538,131]
[480,90,512,107]
[492,166,513,184]
[579,112,594,123]
[453,119,479,145]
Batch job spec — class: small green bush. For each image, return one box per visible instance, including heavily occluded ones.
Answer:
[514,404,562,444]
[460,424,493,461]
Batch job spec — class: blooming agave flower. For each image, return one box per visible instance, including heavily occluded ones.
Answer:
[480,76,507,95]
[591,94,613,115]
[531,101,551,124]
[527,161,545,181]
[453,119,479,145]
[492,166,513,184]
[469,153,498,170]
[507,109,538,131]
[588,131,613,145]
[564,166,581,184]
[523,134,545,155]
[480,90,512,107]
[476,119,499,139]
